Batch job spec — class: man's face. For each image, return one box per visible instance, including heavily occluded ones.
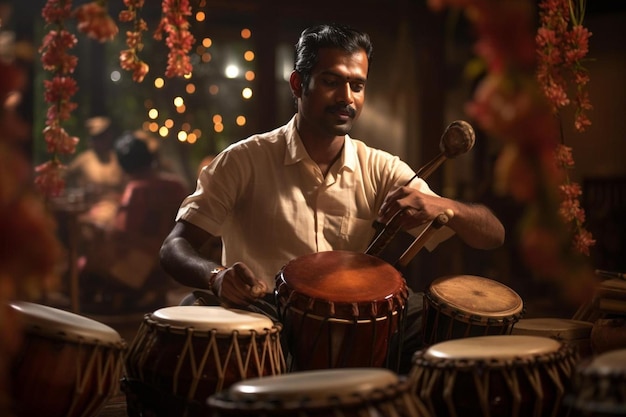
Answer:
[297,47,368,138]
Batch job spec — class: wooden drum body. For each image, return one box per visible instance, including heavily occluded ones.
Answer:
[275,250,408,371]
[10,301,126,417]
[423,274,524,346]
[409,335,578,417]
[123,306,285,417]
[207,368,429,417]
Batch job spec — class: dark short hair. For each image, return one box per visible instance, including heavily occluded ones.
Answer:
[294,24,373,91]
[114,131,154,174]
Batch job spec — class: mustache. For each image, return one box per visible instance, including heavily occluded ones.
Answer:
[327,105,356,118]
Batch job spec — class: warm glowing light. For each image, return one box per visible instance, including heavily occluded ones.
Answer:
[149,122,159,132]
[174,96,184,107]
[142,121,150,130]
[159,126,169,137]
[195,11,205,22]
[244,50,255,61]
[181,122,191,131]
[202,38,212,48]
[178,131,188,141]
[236,115,246,126]
[196,45,205,55]
[214,123,224,133]
[148,108,158,119]
[212,114,222,124]
[193,128,202,137]
[165,119,174,128]
[154,78,164,88]
[209,85,219,95]
[241,28,251,39]
[184,72,192,79]
[186,83,196,94]
[245,71,255,81]
[187,133,197,143]
[201,53,212,63]
[176,105,186,113]
[225,64,239,79]
[242,87,253,99]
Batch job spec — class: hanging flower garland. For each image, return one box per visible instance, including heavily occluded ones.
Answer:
[536,0,595,256]
[153,0,195,77]
[427,0,598,303]
[35,0,195,198]
[119,0,150,82]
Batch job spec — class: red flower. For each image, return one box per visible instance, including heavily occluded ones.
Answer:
[73,2,119,42]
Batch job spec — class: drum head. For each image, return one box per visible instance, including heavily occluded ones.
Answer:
[279,251,404,303]
[151,306,275,333]
[428,275,523,318]
[10,301,123,345]
[424,335,562,361]
[512,318,593,340]
[225,368,398,402]
[584,348,626,375]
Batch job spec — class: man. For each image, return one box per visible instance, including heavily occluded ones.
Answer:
[160,24,504,372]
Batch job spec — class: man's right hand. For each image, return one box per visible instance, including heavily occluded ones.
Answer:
[211,262,268,308]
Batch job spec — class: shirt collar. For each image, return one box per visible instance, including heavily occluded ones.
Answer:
[283,115,357,173]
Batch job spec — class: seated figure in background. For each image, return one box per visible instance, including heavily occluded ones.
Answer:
[79,131,189,314]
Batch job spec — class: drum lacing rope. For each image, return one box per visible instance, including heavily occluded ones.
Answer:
[69,337,125,417]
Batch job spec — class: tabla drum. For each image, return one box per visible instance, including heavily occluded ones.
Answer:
[10,301,126,417]
[207,368,430,417]
[275,250,409,371]
[123,306,285,417]
[408,335,578,417]
[423,274,524,346]
[565,348,626,416]
[512,317,594,358]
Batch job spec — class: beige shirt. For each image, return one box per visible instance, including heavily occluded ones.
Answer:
[177,116,451,287]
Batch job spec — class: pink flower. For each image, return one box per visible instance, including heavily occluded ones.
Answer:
[34,160,67,197]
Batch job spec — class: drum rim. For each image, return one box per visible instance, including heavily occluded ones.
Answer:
[149,306,278,333]
[511,317,593,340]
[10,301,125,346]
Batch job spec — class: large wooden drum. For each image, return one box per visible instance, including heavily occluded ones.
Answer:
[275,250,409,371]
[10,301,126,417]
[123,306,285,417]
[207,368,430,417]
[409,335,578,417]
[423,274,524,346]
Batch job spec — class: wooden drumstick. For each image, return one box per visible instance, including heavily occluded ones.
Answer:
[396,209,454,268]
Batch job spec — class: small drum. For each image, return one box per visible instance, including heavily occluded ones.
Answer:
[207,368,430,417]
[10,301,126,417]
[408,335,578,417]
[423,274,524,346]
[123,306,285,417]
[512,317,594,358]
[275,250,409,370]
[565,348,626,416]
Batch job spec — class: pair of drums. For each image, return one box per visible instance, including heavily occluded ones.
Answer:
[123,305,286,417]
[9,301,126,417]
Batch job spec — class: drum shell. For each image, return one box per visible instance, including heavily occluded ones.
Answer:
[275,250,408,370]
[124,311,284,417]
[409,335,578,417]
[10,302,126,417]
[422,275,524,346]
[512,317,594,358]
